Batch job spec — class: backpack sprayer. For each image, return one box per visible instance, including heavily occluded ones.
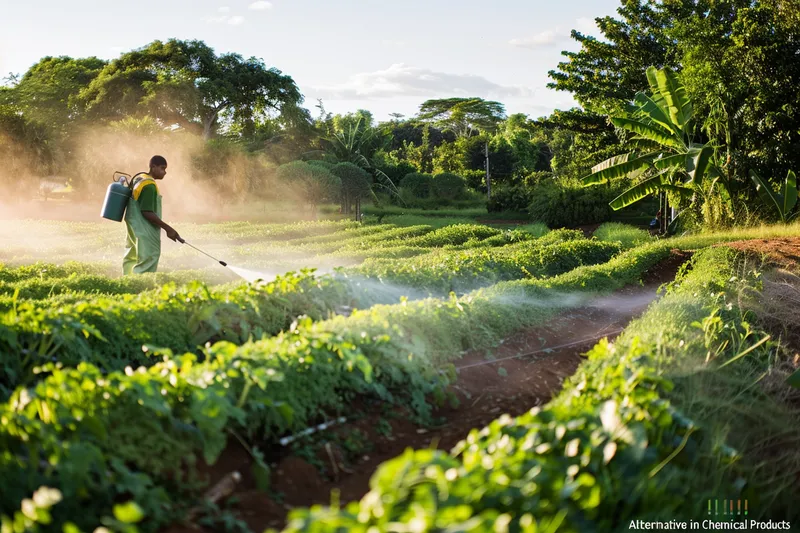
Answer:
[100,171,229,269]
[100,171,142,222]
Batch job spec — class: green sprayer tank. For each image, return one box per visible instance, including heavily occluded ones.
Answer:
[101,179,132,222]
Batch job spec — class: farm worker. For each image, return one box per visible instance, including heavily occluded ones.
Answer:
[123,155,182,275]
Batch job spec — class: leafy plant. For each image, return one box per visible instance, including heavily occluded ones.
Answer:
[748,169,798,222]
[582,66,729,212]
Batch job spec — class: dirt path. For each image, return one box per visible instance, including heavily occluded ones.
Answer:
[165,250,690,533]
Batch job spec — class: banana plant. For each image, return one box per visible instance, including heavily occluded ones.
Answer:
[582,66,728,210]
[748,169,798,222]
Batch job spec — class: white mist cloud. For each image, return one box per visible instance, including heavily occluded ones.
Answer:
[509,17,601,49]
[249,1,272,10]
[509,30,560,49]
[205,13,246,25]
[311,63,534,100]
[218,6,230,13]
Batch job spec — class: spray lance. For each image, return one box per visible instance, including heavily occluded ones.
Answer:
[177,238,227,267]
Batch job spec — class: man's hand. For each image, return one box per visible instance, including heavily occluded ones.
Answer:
[166,227,181,242]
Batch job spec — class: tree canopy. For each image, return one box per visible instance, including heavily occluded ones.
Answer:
[79,39,304,139]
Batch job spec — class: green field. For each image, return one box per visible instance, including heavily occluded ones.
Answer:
[1,217,799,533]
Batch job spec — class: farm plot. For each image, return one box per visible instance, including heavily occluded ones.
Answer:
[1,221,800,533]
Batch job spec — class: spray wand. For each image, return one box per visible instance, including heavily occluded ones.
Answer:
[178,238,228,267]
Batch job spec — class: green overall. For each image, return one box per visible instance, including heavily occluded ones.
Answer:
[123,175,162,275]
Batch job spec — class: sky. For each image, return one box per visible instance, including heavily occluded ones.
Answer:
[0,0,621,122]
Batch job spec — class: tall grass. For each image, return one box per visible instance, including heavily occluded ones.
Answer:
[593,222,652,248]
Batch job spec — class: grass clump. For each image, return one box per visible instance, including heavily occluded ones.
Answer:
[593,222,652,248]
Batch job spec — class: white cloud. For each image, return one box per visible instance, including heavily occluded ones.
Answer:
[509,28,565,49]
[249,1,272,10]
[509,30,560,49]
[218,6,230,13]
[509,17,600,50]
[310,63,535,101]
[205,12,246,25]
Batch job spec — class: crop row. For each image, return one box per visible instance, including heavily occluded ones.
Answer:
[0,229,605,396]
[281,246,799,532]
[0,243,677,532]
[353,228,616,293]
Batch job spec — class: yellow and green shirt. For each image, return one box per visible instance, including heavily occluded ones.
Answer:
[132,175,158,212]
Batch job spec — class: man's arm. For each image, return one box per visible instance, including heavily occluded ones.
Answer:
[142,211,182,242]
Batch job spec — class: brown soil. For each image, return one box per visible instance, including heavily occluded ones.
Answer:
[161,250,691,533]
[723,237,800,272]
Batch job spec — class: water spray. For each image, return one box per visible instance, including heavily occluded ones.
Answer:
[179,238,274,283]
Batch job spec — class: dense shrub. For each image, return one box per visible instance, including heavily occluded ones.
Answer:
[462,169,486,191]
[528,180,624,227]
[379,161,417,187]
[432,172,467,200]
[276,161,342,209]
[399,172,433,198]
[487,184,534,213]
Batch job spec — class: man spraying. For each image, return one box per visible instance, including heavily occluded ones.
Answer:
[123,155,182,275]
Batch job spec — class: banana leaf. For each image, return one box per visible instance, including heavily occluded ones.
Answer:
[609,170,669,210]
[633,92,680,136]
[686,145,714,186]
[749,169,786,221]
[654,68,692,132]
[653,153,687,171]
[783,170,797,215]
[583,152,658,186]
[611,117,682,150]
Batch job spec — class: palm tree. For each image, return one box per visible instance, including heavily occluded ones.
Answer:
[582,66,731,220]
[317,116,401,201]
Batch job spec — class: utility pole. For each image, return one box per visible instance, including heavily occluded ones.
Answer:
[485,140,491,200]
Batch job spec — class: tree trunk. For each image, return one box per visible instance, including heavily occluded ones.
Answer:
[203,106,225,141]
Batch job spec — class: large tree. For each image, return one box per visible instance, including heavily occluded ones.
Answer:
[672,0,800,184]
[5,56,106,129]
[547,1,683,116]
[79,39,303,139]
[417,98,506,138]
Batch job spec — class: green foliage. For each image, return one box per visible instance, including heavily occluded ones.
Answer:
[281,246,800,532]
[547,2,677,115]
[430,172,466,200]
[417,98,506,138]
[487,184,533,213]
[79,39,302,140]
[528,180,623,227]
[0,270,352,398]
[357,233,621,294]
[748,170,799,223]
[398,172,433,198]
[582,67,725,213]
[276,161,342,210]
[593,223,651,249]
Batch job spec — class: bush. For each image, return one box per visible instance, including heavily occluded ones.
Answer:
[331,162,372,214]
[431,172,466,200]
[399,172,433,198]
[276,161,342,209]
[528,181,624,227]
[462,169,486,191]
[379,161,417,187]
[522,170,554,187]
[593,222,651,249]
[306,159,336,171]
[487,184,533,213]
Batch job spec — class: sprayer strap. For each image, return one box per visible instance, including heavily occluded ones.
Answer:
[131,176,159,200]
